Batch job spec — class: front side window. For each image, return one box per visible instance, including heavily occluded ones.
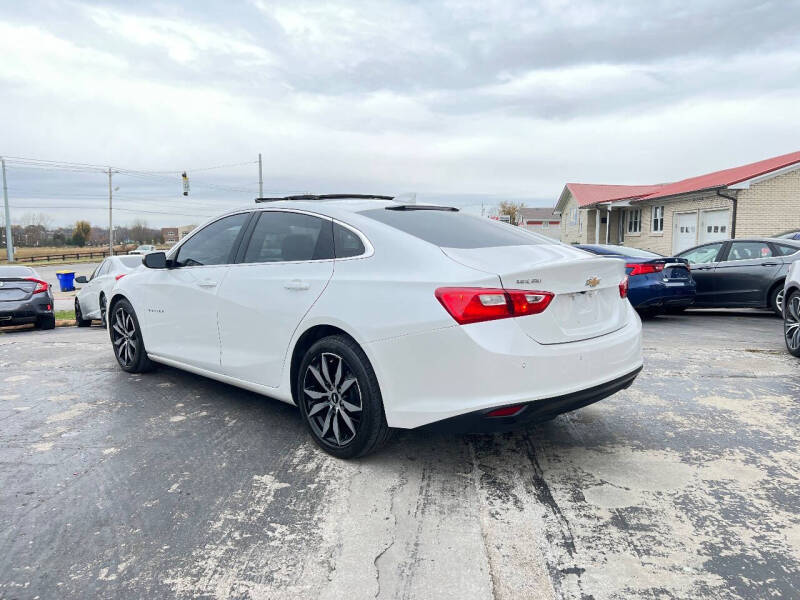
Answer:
[242,211,334,263]
[678,243,723,264]
[627,209,642,234]
[726,241,772,262]
[175,212,249,267]
[652,206,664,233]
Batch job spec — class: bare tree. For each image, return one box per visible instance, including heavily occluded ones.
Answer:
[498,201,526,225]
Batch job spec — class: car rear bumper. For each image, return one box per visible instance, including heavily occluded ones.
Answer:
[418,366,642,433]
[628,280,696,310]
[0,296,54,326]
[366,304,643,429]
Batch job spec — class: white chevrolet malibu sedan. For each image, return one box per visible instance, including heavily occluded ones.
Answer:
[108,195,643,457]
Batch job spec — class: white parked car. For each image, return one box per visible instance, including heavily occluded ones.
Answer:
[75,255,143,326]
[784,261,800,357]
[108,196,643,458]
[128,245,157,255]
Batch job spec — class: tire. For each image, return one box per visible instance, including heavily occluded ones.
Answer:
[75,299,92,327]
[769,284,785,316]
[109,298,153,373]
[296,335,391,459]
[784,290,800,358]
[37,314,56,330]
[99,294,107,328]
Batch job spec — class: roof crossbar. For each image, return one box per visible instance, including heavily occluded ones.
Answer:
[255,194,394,203]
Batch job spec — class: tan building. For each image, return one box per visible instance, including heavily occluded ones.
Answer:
[555,150,800,255]
[517,207,561,240]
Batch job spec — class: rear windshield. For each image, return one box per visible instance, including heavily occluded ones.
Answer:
[119,256,144,268]
[0,266,35,278]
[358,208,552,249]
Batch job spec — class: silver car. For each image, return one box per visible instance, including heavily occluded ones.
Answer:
[784,261,800,357]
[74,255,143,326]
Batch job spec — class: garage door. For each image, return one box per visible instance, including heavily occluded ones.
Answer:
[672,212,697,254]
[699,209,731,244]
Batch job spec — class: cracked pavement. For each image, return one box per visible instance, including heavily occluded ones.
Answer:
[1,310,798,599]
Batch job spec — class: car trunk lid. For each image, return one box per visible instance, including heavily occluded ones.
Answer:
[0,278,36,302]
[441,245,629,344]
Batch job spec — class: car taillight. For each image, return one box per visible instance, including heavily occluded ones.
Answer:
[25,277,49,294]
[619,276,629,299]
[435,287,554,325]
[626,263,664,276]
[115,274,127,281]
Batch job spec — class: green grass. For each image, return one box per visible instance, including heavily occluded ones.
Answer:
[54,309,76,321]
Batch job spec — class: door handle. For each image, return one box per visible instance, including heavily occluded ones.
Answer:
[196,279,218,288]
[761,262,778,266]
[284,279,310,291]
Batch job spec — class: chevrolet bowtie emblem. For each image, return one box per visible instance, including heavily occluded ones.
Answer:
[585,276,601,288]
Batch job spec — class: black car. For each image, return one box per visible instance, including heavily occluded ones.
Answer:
[674,238,800,314]
[0,266,55,329]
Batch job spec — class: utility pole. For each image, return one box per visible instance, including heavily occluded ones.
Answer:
[108,167,113,256]
[258,153,263,198]
[1,157,13,262]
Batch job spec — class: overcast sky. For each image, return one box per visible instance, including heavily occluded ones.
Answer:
[2,0,800,227]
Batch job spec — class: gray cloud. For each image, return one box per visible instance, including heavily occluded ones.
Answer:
[1,0,799,226]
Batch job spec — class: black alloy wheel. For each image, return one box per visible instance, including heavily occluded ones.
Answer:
[109,299,153,373]
[784,291,800,358]
[297,335,391,458]
[99,294,107,327]
[75,299,91,327]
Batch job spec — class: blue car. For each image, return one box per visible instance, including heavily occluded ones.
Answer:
[576,244,696,314]
[777,230,800,241]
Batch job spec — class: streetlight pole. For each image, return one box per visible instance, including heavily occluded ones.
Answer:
[1,157,13,262]
[108,167,113,256]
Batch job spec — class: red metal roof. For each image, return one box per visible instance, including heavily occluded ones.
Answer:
[566,183,666,207]
[637,150,800,201]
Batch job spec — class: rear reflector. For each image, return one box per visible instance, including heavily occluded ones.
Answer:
[435,287,554,325]
[619,276,629,299]
[487,404,524,417]
[25,277,49,294]
[626,263,664,276]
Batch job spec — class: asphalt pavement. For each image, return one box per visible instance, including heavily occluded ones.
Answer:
[0,311,798,599]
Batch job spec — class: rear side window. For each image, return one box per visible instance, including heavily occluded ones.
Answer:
[773,244,799,256]
[175,213,249,267]
[242,211,334,263]
[726,241,772,261]
[359,208,551,249]
[334,223,366,258]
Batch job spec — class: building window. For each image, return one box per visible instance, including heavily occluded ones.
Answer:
[542,220,549,229]
[652,206,664,233]
[579,211,583,233]
[627,208,641,234]
[570,208,578,225]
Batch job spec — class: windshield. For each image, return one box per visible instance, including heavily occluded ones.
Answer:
[358,208,554,249]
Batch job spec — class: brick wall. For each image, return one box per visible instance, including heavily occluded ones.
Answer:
[735,167,800,237]
[559,194,589,244]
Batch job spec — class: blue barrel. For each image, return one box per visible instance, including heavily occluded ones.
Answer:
[55,271,75,292]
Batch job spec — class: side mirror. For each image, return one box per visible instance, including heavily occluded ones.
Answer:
[143,251,168,269]
[75,275,88,284]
